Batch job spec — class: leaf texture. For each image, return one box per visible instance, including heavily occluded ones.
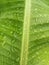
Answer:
[0,0,49,65]
[0,0,25,65]
[28,0,49,65]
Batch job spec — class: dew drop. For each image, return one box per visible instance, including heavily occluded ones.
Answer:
[10,31,13,34]
[20,32,22,35]
[12,48,14,52]
[12,40,15,43]
[45,51,47,54]
[2,41,5,46]
[14,33,16,38]
[36,52,39,55]
[16,57,19,62]
[2,25,5,27]
[32,55,35,58]
[42,59,45,62]
[38,56,40,59]
[3,36,6,39]
[35,8,37,11]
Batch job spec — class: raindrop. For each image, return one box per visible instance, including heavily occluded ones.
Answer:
[2,41,5,46]
[36,52,39,55]
[42,59,45,62]
[45,51,47,54]
[12,48,14,52]
[16,57,19,62]
[34,29,37,32]
[20,32,22,35]
[3,36,7,39]
[14,33,16,38]
[2,25,5,27]
[32,55,35,58]
[10,31,13,34]
[44,14,47,17]
[38,56,40,59]
[12,40,15,43]
[39,14,42,17]
[48,61,49,63]
[35,8,37,11]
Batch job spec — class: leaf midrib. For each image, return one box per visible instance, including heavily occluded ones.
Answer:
[20,0,31,65]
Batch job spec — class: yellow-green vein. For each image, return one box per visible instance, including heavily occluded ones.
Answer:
[20,0,31,65]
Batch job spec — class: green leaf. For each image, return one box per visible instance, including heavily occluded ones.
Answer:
[0,0,49,65]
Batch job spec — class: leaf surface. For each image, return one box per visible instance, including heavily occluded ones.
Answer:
[0,0,49,65]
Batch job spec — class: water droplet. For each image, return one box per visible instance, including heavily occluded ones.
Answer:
[15,25,17,27]
[10,31,13,34]
[38,56,40,59]
[2,41,5,46]
[2,25,5,27]
[3,36,6,39]
[45,51,47,54]
[12,40,15,43]
[32,55,35,58]
[48,61,49,62]
[35,8,37,10]
[14,33,16,38]
[20,32,22,35]
[34,30,37,32]
[37,47,40,49]
[16,57,19,62]
[36,52,39,55]
[42,59,45,62]
[39,14,42,17]
[12,48,14,52]
[44,14,47,17]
